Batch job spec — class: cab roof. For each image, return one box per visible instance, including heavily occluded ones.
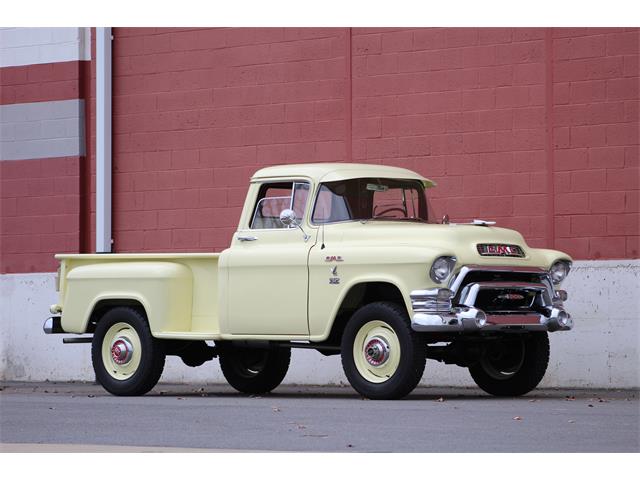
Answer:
[251,162,436,187]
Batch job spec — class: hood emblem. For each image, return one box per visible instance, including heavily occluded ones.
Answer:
[477,244,525,258]
[496,293,525,301]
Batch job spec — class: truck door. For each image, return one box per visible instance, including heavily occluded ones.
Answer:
[225,181,313,335]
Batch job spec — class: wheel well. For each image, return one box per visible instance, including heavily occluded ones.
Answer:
[87,299,147,333]
[324,282,406,346]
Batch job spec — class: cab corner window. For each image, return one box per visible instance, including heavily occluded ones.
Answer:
[250,181,309,229]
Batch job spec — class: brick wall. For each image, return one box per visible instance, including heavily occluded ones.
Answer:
[2,28,638,273]
[110,28,349,252]
[551,28,639,258]
[107,27,637,260]
[0,28,92,273]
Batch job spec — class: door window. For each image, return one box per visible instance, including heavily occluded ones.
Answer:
[250,181,310,229]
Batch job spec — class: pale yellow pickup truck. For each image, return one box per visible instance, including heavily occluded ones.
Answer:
[44,163,573,399]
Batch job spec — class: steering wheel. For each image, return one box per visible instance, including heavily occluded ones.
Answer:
[373,207,407,218]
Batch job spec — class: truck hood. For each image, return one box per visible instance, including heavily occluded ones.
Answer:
[323,220,571,269]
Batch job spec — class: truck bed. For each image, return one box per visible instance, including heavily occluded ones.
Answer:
[56,253,222,339]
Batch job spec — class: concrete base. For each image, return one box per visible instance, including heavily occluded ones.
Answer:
[1,259,638,388]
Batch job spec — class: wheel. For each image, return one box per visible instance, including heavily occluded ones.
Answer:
[468,332,549,397]
[219,345,291,394]
[91,306,166,396]
[340,302,426,400]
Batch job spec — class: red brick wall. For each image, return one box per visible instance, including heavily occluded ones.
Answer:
[2,28,638,273]
[108,27,637,260]
[0,157,81,272]
[0,59,90,273]
[110,28,349,252]
[551,28,639,258]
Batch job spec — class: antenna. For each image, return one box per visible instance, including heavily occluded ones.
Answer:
[321,222,326,249]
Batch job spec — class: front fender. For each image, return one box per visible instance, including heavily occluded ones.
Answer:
[308,245,443,340]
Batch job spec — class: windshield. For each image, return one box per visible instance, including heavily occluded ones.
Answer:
[311,178,430,224]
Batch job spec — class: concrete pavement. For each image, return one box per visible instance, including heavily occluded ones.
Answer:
[1,382,638,452]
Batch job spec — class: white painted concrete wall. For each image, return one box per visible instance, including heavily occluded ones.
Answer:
[1,259,638,388]
[0,28,91,68]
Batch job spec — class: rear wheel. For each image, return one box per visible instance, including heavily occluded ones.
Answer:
[341,302,426,400]
[468,332,549,396]
[91,306,166,396]
[219,346,291,394]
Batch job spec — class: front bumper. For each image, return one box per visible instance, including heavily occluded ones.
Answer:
[411,307,573,333]
[410,266,573,334]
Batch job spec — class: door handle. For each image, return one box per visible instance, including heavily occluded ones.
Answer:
[237,235,258,242]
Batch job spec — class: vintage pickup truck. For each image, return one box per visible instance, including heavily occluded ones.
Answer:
[44,163,573,399]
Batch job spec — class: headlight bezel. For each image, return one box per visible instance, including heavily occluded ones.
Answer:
[549,260,572,285]
[430,256,457,284]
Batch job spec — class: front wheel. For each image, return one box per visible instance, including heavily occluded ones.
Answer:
[468,332,550,397]
[341,302,426,400]
[219,346,291,394]
[91,306,166,396]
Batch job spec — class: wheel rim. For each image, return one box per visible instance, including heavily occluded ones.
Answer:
[480,339,525,380]
[353,320,401,384]
[101,322,142,380]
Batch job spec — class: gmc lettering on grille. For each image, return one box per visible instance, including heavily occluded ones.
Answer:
[476,244,525,257]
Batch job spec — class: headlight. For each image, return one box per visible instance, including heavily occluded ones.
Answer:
[549,260,571,285]
[430,256,457,283]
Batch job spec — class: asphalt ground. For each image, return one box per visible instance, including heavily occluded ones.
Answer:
[0,381,638,453]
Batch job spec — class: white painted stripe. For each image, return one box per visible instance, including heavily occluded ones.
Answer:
[1,260,638,388]
[0,27,91,68]
[0,99,85,160]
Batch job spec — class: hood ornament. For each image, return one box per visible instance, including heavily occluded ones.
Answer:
[472,219,496,226]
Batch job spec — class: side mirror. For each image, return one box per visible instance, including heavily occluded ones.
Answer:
[279,208,309,242]
[279,208,298,227]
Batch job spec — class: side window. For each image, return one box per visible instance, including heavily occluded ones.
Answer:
[312,184,352,224]
[250,182,310,229]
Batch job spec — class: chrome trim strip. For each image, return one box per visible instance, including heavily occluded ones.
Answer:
[458,281,550,308]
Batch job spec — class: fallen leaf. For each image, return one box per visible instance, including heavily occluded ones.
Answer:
[347,444,354,448]
[435,397,445,402]
[177,397,184,400]
[48,407,55,410]
[513,416,522,421]
[588,404,594,408]
[565,396,576,401]
[272,407,281,412]
[568,420,575,423]
[87,394,95,398]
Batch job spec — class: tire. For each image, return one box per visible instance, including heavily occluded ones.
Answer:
[468,332,549,397]
[219,346,291,394]
[91,306,166,396]
[341,302,426,400]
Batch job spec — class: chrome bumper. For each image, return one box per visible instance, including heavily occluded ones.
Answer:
[43,316,64,334]
[410,274,573,333]
[412,308,573,333]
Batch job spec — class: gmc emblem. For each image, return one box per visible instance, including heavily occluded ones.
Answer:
[477,244,525,257]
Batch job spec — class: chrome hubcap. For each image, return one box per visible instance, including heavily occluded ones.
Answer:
[111,337,134,365]
[364,336,390,366]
